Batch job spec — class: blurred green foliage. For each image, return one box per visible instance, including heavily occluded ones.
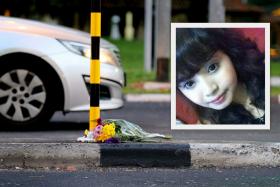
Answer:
[271,61,280,96]
[106,38,165,94]
[271,87,280,96]
[271,61,280,76]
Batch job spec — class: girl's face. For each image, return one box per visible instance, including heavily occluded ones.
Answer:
[178,51,238,110]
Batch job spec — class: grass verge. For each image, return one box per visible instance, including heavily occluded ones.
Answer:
[271,61,280,96]
[107,38,169,94]
[271,61,280,76]
[271,87,280,96]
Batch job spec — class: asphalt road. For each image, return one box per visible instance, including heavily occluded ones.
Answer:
[0,102,279,143]
[0,167,280,187]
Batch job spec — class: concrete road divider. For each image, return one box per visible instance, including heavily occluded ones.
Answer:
[0,142,280,169]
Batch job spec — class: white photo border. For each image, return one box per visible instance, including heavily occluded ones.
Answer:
[171,23,270,130]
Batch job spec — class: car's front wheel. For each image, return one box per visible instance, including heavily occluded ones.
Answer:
[0,59,58,128]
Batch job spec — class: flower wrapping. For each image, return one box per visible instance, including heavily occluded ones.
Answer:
[82,119,171,143]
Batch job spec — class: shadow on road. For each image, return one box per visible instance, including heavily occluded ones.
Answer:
[0,122,88,132]
[0,111,90,132]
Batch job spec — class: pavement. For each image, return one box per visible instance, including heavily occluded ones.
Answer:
[1,80,280,170]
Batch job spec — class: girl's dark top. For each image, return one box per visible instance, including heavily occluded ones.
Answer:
[252,115,265,124]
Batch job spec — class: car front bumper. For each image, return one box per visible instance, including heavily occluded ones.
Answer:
[42,51,125,112]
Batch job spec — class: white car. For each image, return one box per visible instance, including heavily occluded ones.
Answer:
[0,16,125,127]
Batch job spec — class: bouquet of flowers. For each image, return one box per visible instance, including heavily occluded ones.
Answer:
[77,119,171,143]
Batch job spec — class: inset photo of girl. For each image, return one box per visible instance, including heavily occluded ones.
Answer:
[171,23,270,130]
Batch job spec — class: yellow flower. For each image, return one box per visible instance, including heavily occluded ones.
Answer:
[96,134,108,142]
[96,123,116,142]
[84,129,89,136]
[103,123,116,136]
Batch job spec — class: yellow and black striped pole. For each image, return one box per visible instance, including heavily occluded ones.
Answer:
[89,0,101,131]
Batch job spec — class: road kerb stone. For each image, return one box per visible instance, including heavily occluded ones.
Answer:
[99,143,190,167]
[0,143,101,169]
[190,143,280,168]
[0,142,280,169]
[125,94,170,102]
[0,143,190,169]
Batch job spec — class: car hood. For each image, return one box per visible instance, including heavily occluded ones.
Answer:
[0,16,117,50]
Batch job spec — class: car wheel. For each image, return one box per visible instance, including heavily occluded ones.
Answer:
[0,60,57,127]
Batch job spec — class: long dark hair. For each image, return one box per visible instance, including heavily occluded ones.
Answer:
[176,28,265,124]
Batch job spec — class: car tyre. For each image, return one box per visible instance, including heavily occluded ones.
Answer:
[0,57,58,128]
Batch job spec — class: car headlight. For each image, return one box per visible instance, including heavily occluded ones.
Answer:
[58,39,120,66]
[100,48,120,66]
[58,40,91,58]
